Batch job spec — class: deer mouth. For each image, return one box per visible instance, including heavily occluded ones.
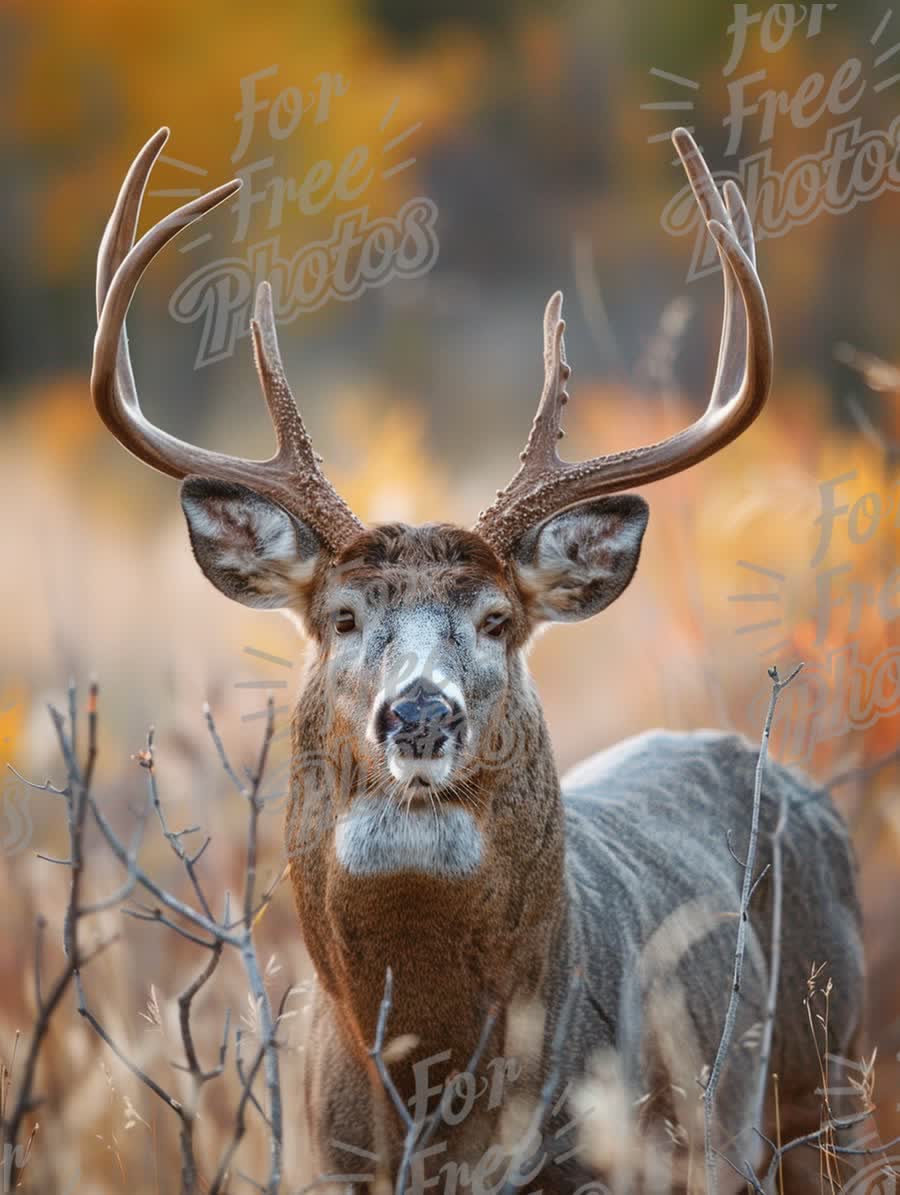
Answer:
[384,747,457,791]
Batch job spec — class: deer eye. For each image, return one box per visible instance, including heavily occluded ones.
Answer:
[333,609,357,634]
[480,612,508,639]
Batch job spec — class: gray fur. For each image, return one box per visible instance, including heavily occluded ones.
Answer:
[539,728,863,1187]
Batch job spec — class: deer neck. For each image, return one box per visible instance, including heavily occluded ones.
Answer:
[286,681,568,1077]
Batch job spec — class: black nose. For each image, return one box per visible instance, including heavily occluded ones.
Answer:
[379,680,465,759]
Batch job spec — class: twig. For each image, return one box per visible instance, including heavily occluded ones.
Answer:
[235,1027,270,1127]
[753,741,791,1148]
[497,969,583,1195]
[0,935,116,1166]
[713,1149,766,1195]
[825,745,900,795]
[315,967,503,1195]
[174,938,229,1193]
[6,683,287,1195]
[396,998,500,1195]
[369,968,414,1131]
[142,727,215,922]
[704,663,803,1195]
[204,702,250,798]
[5,764,67,796]
[208,1041,268,1195]
[123,905,218,950]
[763,1109,877,1181]
[209,985,292,1195]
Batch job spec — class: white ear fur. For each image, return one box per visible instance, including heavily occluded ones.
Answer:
[181,478,323,609]
[513,495,649,623]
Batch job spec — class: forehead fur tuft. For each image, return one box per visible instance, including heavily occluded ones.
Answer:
[335,523,507,584]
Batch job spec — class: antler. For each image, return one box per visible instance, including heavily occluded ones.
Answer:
[473,127,773,556]
[92,128,364,554]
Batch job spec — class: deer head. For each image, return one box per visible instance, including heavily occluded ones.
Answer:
[92,128,770,848]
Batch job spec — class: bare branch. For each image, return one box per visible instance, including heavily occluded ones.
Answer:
[3,682,287,1195]
[497,970,582,1195]
[704,663,803,1194]
[825,745,900,796]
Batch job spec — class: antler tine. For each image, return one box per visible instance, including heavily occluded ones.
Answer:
[515,292,570,471]
[672,129,750,418]
[250,281,320,469]
[480,292,568,515]
[473,127,772,556]
[93,170,244,476]
[723,180,755,267]
[95,127,169,322]
[250,282,364,546]
[92,131,364,553]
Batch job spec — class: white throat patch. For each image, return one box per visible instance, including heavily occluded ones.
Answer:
[334,796,483,878]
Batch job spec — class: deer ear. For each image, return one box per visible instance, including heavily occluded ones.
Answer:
[511,495,649,623]
[180,478,324,609]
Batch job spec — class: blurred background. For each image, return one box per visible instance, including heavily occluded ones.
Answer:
[1,0,899,1189]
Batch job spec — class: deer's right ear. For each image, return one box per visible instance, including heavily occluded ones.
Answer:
[180,478,325,609]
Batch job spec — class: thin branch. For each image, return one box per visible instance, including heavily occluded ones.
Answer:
[204,702,250,798]
[313,969,504,1195]
[0,935,117,1159]
[76,987,184,1116]
[123,904,218,950]
[395,990,500,1195]
[173,939,229,1194]
[235,1027,271,1127]
[7,683,287,1195]
[141,727,215,922]
[368,967,414,1131]
[497,969,582,1195]
[209,985,292,1195]
[753,745,791,1145]
[5,763,67,796]
[825,745,900,795]
[86,791,239,944]
[764,1109,875,1180]
[244,699,275,928]
[713,1149,766,1195]
[747,862,771,903]
[207,1040,268,1195]
[704,663,803,1195]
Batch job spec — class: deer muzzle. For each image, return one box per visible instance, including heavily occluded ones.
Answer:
[374,679,468,786]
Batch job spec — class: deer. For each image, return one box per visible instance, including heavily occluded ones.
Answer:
[92,126,866,1194]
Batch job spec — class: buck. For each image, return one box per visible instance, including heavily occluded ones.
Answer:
[92,128,865,1193]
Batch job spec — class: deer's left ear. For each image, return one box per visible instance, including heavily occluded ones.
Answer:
[511,495,649,623]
